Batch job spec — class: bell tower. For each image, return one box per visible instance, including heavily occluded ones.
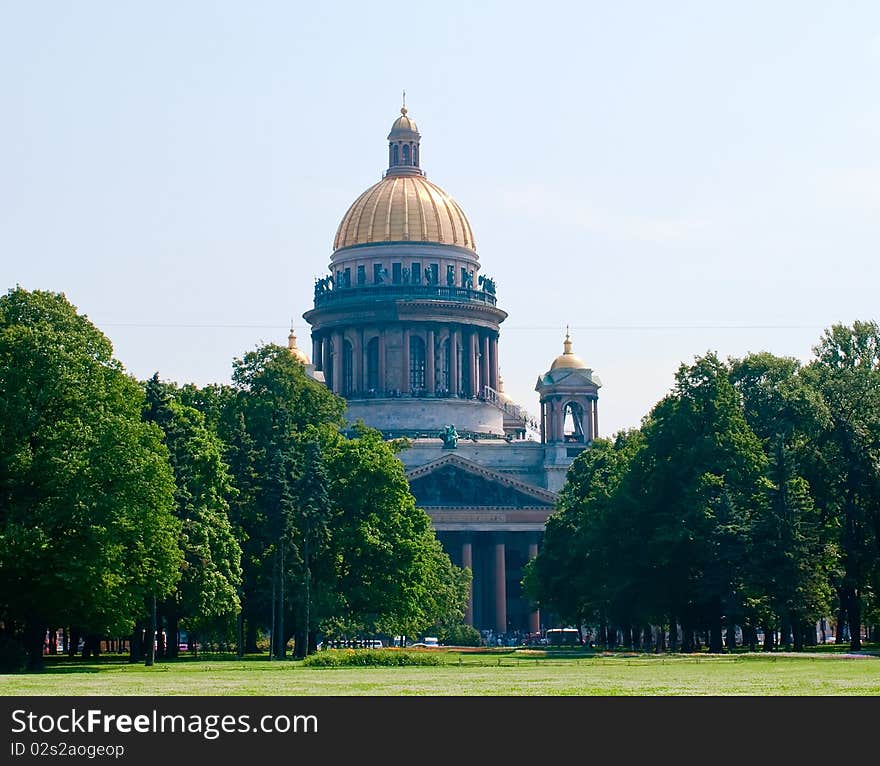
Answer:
[535,329,601,490]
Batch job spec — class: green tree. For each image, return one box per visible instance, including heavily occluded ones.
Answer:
[0,288,181,669]
[317,425,469,641]
[801,321,880,651]
[730,352,835,650]
[142,373,242,659]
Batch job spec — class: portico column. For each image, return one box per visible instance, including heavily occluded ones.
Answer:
[481,333,490,397]
[592,398,599,439]
[331,330,343,394]
[402,326,411,394]
[494,535,507,636]
[461,536,473,626]
[378,328,386,394]
[528,538,541,635]
[426,328,436,394]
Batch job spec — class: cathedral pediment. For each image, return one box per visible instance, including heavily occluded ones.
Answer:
[406,453,557,509]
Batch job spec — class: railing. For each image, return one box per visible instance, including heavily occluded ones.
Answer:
[313,283,498,308]
[483,386,542,438]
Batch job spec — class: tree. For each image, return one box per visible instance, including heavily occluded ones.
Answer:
[523,432,643,639]
[142,373,242,659]
[316,425,469,641]
[730,352,835,650]
[0,288,181,669]
[801,321,880,651]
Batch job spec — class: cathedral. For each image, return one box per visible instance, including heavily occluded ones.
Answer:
[292,102,602,636]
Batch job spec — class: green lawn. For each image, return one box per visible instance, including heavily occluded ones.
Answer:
[3,648,880,696]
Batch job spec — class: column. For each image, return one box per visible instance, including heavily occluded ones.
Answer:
[321,336,331,377]
[461,536,473,627]
[378,328,386,395]
[426,327,436,394]
[331,330,343,394]
[354,328,363,395]
[528,538,541,635]
[402,326,411,394]
[555,399,565,442]
[312,336,321,370]
[450,327,459,396]
[469,331,478,397]
[540,400,546,443]
[481,333,490,397]
[494,536,507,636]
[358,328,366,395]
[489,334,499,391]
[592,398,599,439]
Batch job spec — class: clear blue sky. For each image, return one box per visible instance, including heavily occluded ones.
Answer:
[3,2,878,436]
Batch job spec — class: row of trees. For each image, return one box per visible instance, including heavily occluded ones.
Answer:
[525,321,880,652]
[0,288,468,669]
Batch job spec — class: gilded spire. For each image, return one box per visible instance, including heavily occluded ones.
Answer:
[563,326,573,356]
[401,89,407,115]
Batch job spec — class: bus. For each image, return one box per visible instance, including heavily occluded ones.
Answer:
[544,628,581,646]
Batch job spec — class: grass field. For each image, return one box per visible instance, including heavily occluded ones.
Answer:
[3,647,880,696]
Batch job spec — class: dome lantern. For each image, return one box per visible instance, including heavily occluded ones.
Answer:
[387,93,423,176]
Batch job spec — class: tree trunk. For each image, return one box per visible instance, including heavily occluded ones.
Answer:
[725,623,737,651]
[709,618,723,653]
[762,625,774,652]
[835,601,847,644]
[237,610,244,658]
[145,595,156,667]
[166,613,179,660]
[842,584,861,652]
[24,621,44,671]
[622,624,632,650]
[245,618,259,654]
[792,618,804,652]
[129,625,143,663]
[68,628,81,658]
[669,617,678,652]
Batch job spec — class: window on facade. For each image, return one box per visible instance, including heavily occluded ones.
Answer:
[392,145,399,165]
[402,145,410,165]
[413,145,419,166]
[342,341,354,396]
[366,337,379,392]
[409,336,426,392]
[343,268,351,288]
[428,263,438,285]
[374,263,384,284]
[392,262,401,284]
[411,262,421,284]
[357,265,366,285]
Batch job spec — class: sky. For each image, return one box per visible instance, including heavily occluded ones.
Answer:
[2,2,878,437]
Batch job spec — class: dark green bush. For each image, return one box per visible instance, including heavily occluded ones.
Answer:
[302,649,446,668]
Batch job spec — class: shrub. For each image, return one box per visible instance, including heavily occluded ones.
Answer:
[438,623,483,647]
[302,649,446,668]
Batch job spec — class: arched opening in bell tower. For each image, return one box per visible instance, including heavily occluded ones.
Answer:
[563,401,586,443]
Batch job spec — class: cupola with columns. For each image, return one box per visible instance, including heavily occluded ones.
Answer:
[303,100,512,438]
[535,329,601,446]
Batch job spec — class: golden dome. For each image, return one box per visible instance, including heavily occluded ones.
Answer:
[287,326,310,365]
[388,107,419,137]
[333,173,476,252]
[550,330,588,371]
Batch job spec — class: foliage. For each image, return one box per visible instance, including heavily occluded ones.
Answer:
[437,622,483,647]
[301,648,446,667]
[0,288,182,667]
